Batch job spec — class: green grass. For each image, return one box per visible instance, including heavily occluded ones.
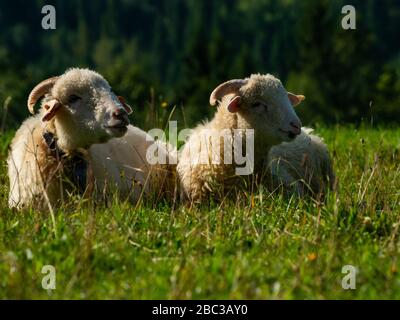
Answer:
[1,125,400,299]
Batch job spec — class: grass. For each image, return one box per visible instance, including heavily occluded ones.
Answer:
[0,125,400,299]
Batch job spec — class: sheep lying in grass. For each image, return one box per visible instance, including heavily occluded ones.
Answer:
[89,125,178,204]
[8,68,177,210]
[7,68,133,210]
[177,73,305,202]
[267,127,335,197]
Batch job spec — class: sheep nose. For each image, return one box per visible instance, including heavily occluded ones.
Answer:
[290,121,302,135]
[112,108,127,120]
[112,108,130,126]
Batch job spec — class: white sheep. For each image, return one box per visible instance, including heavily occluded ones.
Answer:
[267,127,335,197]
[8,68,178,210]
[7,68,133,210]
[177,73,305,202]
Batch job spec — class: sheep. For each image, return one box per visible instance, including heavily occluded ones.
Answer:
[177,73,305,202]
[266,127,336,197]
[7,68,133,210]
[89,126,178,204]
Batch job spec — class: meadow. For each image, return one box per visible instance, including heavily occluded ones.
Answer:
[0,125,400,299]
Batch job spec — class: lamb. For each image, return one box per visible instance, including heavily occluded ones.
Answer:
[8,68,178,210]
[177,73,305,202]
[7,68,133,210]
[267,127,336,197]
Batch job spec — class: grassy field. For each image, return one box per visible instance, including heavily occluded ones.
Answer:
[0,125,400,299]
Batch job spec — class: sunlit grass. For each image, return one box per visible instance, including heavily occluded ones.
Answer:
[0,125,400,299]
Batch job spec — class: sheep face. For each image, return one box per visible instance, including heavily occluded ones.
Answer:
[237,74,302,145]
[42,68,132,149]
[211,74,304,146]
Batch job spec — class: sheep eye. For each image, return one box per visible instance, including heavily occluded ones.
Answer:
[253,102,266,109]
[68,94,81,104]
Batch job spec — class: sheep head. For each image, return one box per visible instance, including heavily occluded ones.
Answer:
[210,74,304,145]
[27,68,132,150]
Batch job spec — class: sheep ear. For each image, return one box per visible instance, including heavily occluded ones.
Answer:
[227,96,241,113]
[118,96,133,114]
[42,99,62,122]
[288,92,305,107]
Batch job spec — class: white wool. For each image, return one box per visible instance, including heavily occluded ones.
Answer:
[177,73,303,202]
[267,128,335,196]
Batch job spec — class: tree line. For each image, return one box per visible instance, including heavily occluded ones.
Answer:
[0,0,399,130]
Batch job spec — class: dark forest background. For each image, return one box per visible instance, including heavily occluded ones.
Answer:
[0,0,400,130]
